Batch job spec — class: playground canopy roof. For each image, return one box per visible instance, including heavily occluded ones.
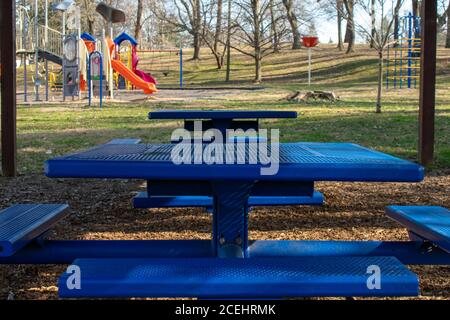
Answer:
[114,32,138,47]
[81,32,96,42]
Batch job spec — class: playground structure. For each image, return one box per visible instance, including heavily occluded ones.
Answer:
[16,0,86,102]
[15,1,170,104]
[109,33,157,94]
[385,13,421,89]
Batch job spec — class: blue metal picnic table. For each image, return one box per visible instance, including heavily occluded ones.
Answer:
[148,109,321,208]
[3,107,450,298]
[45,142,424,258]
[4,140,448,298]
[148,110,297,134]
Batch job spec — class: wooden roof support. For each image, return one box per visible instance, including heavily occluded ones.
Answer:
[0,0,17,177]
[419,0,437,166]
[1,0,17,177]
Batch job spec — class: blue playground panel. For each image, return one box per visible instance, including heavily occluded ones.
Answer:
[148,110,297,120]
[45,142,424,182]
[0,204,69,257]
[58,256,418,298]
[133,191,324,208]
[386,206,450,253]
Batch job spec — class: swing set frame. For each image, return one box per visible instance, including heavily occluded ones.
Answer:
[137,48,183,89]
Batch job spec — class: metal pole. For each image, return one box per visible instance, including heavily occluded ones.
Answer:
[45,0,48,43]
[88,54,91,107]
[45,59,49,101]
[100,54,103,108]
[407,13,412,89]
[308,48,311,86]
[44,1,49,102]
[34,0,40,101]
[179,48,183,89]
[63,12,66,38]
[22,1,28,102]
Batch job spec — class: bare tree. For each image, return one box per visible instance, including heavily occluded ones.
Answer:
[370,0,375,47]
[153,0,203,59]
[229,0,287,82]
[200,0,227,69]
[282,0,301,49]
[343,0,355,53]
[445,1,450,48]
[358,0,404,113]
[80,0,96,35]
[135,0,144,40]
[337,0,344,50]
[269,0,281,52]
[225,0,232,81]
[214,0,224,56]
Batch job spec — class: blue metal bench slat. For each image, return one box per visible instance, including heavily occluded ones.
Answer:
[133,191,324,208]
[148,110,297,120]
[58,256,418,298]
[106,138,141,145]
[0,204,69,257]
[386,206,450,253]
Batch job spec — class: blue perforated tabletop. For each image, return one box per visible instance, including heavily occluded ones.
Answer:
[45,142,423,182]
[148,110,297,120]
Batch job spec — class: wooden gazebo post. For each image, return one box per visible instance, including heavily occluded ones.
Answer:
[1,0,17,177]
[419,0,437,166]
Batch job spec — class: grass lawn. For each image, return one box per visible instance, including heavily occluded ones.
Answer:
[6,45,450,174]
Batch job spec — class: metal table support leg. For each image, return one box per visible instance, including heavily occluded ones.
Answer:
[211,181,254,258]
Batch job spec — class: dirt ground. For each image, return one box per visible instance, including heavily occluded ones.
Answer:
[0,170,449,300]
[16,88,262,105]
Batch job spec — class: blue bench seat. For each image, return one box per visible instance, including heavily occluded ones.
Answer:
[386,206,450,253]
[0,204,69,257]
[58,256,418,298]
[132,191,324,209]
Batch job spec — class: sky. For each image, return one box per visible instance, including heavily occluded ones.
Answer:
[315,1,414,44]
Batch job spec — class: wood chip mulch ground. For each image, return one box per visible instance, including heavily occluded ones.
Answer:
[0,171,449,300]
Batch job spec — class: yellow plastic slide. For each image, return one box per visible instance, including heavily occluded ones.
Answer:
[111,59,157,94]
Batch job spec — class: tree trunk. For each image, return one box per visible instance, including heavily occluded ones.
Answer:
[393,13,399,43]
[192,0,201,60]
[255,56,262,83]
[270,0,280,53]
[376,51,383,113]
[282,0,301,49]
[337,0,344,50]
[343,0,355,53]
[225,0,232,81]
[134,0,143,41]
[370,0,375,48]
[446,3,450,48]
[253,0,262,82]
[82,0,94,35]
[214,0,223,67]
[412,0,421,38]
[193,32,201,60]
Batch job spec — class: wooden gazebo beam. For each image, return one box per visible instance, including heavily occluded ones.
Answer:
[1,0,17,177]
[419,0,437,166]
